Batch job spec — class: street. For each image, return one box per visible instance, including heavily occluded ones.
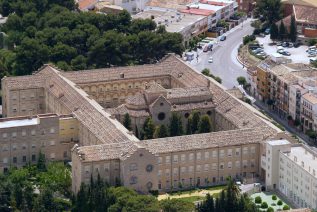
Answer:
[189,19,254,89]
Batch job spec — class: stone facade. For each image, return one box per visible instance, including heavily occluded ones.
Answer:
[1,54,283,194]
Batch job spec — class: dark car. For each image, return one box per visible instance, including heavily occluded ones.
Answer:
[220,35,226,41]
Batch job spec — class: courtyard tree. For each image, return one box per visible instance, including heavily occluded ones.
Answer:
[37,152,46,171]
[202,68,210,76]
[198,115,212,133]
[190,110,200,133]
[289,15,297,42]
[143,117,155,139]
[197,193,214,212]
[123,113,132,131]
[237,76,247,87]
[186,117,192,135]
[154,125,168,138]
[160,198,194,212]
[169,112,183,136]
[270,22,279,42]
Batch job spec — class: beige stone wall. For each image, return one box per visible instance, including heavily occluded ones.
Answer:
[0,115,75,173]
[156,144,259,191]
[121,148,158,192]
[78,77,172,108]
[2,88,45,118]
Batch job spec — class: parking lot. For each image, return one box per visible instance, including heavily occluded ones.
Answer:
[256,35,312,64]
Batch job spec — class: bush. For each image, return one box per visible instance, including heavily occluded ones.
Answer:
[267,207,274,212]
[253,28,261,35]
[277,200,283,206]
[271,203,276,206]
[283,205,290,210]
[272,195,277,200]
[261,202,268,209]
[255,196,262,204]
[243,35,256,45]
[308,39,317,46]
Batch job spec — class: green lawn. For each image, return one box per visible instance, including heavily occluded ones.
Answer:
[179,196,205,203]
[251,192,292,211]
[168,185,226,196]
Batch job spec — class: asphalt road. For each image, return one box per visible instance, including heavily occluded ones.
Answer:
[190,19,254,89]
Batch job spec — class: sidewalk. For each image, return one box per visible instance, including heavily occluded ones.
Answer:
[254,100,312,145]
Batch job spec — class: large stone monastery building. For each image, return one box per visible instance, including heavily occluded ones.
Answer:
[1,54,286,193]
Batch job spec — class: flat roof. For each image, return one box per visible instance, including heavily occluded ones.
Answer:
[0,118,38,129]
[267,139,291,146]
[133,9,206,33]
[283,145,317,177]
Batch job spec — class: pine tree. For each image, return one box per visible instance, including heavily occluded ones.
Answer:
[154,125,168,138]
[219,190,226,212]
[198,193,214,212]
[279,20,287,41]
[198,115,212,133]
[143,117,155,139]
[270,22,279,42]
[190,111,200,133]
[169,113,184,136]
[123,113,132,131]
[289,15,297,42]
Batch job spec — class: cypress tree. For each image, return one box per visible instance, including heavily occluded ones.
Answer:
[279,20,287,41]
[123,113,132,131]
[270,22,279,42]
[289,15,297,42]
[198,115,212,133]
[219,190,226,212]
[143,117,155,139]
[186,117,192,135]
[37,152,46,171]
[190,111,200,133]
[154,125,168,138]
[169,113,183,136]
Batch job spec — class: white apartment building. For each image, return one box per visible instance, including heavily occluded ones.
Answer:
[262,139,317,210]
[289,84,307,122]
[113,0,149,13]
[301,92,317,132]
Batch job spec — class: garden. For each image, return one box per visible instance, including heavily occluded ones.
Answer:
[251,192,291,212]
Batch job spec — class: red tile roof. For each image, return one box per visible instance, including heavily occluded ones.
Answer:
[78,0,98,10]
[294,4,317,25]
[180,8,214,16]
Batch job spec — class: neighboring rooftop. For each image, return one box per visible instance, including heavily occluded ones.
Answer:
[302,92,317,104]
[282,0,317,8]
[267,139,291,146]
[0,117,38,129]
[146,0,192,10]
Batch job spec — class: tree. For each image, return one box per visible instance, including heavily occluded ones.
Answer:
[198,115,212,133]
[237,76,247,86]
[202,68,210,76]
[267,207,274,212]
[272,195,277,200]
[143,117,155,139]
[289,15,297,42]
[198,193,214,212]
[256,0,282,25]
[190,111,200,134]
[159,198,194,212]
[261,202,268,209]
[123,113,132,131]
[169,113,183,136]
[277,200,283,208]
[283,205,290,210]
[279,20,287,41]
[255,196,262,204]
[37,152,46,171]
[186,117,192,135]
[270,22,279,42]
[154,125,168,138]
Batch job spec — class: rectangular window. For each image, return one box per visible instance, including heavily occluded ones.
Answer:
[12,132,17,137]
[235,161,240,168]
[204,152,209,160]
[165,156,170,164]
[228,162,232,169]
[50,140,55,146]
[220,150,225,158]
[251,146,256,154]
[189,153,194,161]
[219,163,224,169]
[158,157,162,164]
[13,157,17,163]
[189,166,194,172]
[181,154,186,162]
[181,167,186,173]
[173,168,178,175]
[196,165,201,172]
[243,147,248,155]
[227,149,232,157]
[212,150,217,158]
[22,156,26,162]
[212,163,217,170]
[31,130,36,136]
[173,155,178,163]
[130,163,138,171]
[235,148,240,156]
[204,164,209,172]
[197,152,201,160]
[32,154,36,161]
[165,169,170,176]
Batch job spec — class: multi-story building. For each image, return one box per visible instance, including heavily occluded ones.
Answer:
[2,54,284,194]
[289,84,307,122]
[0,114,78,173]
[262,139,317,210]
[300,92,317,132]
[235,0,255,13]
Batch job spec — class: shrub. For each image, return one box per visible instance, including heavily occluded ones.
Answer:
[272,195,277,200]
[261,202,268,209]
[267,207,274,212]
[271,203,276,206]
[283,205,290,210]
[277,200,283,206]
[255,196,262,204]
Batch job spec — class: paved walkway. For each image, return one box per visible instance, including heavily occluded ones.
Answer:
[157,188,223,201]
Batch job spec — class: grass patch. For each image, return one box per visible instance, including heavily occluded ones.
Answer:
[178,196,205,203]
[168,185,225,196]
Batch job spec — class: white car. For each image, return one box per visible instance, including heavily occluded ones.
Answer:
[208,57,213,63]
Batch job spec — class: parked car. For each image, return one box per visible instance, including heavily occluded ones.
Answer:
[308,53,317,57]
[310,58,317,63]
[253,48,264,54]
[280,51,291,56]
[258,33,265,38]
[264,28,270,35]
[276,42,282,46]
[203,46,208,52]
[282,42,288,47]
[208,56,213,63]
[288,43,294,48]
[294,41,302,48]
[220,35,226,41]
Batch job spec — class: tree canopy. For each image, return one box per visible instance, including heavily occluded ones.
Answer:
[0,0,184,76]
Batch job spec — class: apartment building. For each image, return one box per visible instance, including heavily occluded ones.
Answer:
[262,139,317,210]
[0,114,78,173]
[2,54,283,194]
